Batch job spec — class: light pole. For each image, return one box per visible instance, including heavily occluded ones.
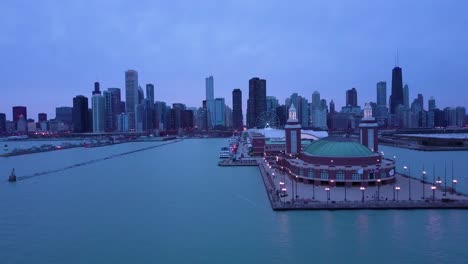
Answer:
[325,187,330,203]
[431,186,436,201]
[360,186,365,203]
[395,186,400,201]
[422,170,426,200]
[452,179,458,194]
[344,183,347,202]
[377,179,381,201]
[404,166,411,200]
[279,181,285,203]
[295,175,299,199]
[312,181,315,200]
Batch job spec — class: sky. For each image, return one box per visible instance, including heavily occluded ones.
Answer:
[1,0,468,120]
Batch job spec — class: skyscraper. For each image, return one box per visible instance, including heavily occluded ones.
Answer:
[92,83,105,132]
[376,82,387,106]
[108,88,122,129]
[103,90,113,131]
[72,95,89,133]
[38,113,47,122]
[125,70,138,130]
[56,107,73,124]
[376,81,388,126]
[247,77,266,128]
[214,98,226,127]
[329,100,335,114]
[12,106,27,122]
[232,89,243,131]
[0,113,6,133]
[390,66,403,114]
[403,84,409,109]
[146,84,155,103]
[346,88,358,107]
[205,76,215,129]
[266,96,279,113]
[428,97,436,111]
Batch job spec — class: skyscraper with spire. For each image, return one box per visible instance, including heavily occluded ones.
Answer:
[390,66,403,114]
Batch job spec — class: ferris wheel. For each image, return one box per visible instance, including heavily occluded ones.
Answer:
[256,111,280,129]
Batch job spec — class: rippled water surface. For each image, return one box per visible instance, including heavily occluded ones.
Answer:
[1,139,467,264]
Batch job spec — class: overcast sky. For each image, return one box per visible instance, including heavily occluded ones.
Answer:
[1,0,467,120]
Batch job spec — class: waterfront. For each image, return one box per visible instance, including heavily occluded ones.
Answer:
[1,139,468,263]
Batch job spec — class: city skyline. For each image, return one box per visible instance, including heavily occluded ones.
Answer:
[2,1,468,119]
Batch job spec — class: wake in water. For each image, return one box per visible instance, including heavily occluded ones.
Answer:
[14,140,183,181]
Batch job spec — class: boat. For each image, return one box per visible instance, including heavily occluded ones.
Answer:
[219,147,230,159]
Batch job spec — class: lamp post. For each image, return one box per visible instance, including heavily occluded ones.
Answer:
[452,179,458,194]
[325,187,330,203]
[404,166,411,200]
[436,177,442,189]
[377,179,381,201]
[360,186,365,203]
[395,186,400,201]
[431,186,436,201]
[344,183,347,202]
[279,181,285,203]
[295,175,299,199]
[422,170,426,200]
[312,181,315,200]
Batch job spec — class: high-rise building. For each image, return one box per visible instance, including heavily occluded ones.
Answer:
[301,97,310,127]
[155,101,167,131]
[125,70,138,130]
[390,66,403,114]
[310,91,327,129]
[205,76,215,129]
[181,110,194,129]
[72,95,89,133]
[92,83,105,133]
[12,106,27,122]
[403,84,409,109]
[103,90,113,131]
[0,113,6,133]
[376,82,387,106]
[266,96,279,113]
[312,91,320,109]
[214,98,226,128]
[329,100,336,114]
[232,89,243,131]
[146,83,154,103]
[138,86,144,105]
[428,97,436,111]
[108,88,122,130]
[247,77,267,128]
[117,113,129,132]
[55,107,73,124]
[456,107,466,127]
[38,113,47,122]
[376,81,388,126]
[346,88,358,107]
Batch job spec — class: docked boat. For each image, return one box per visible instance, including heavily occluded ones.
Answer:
[219,147,230,159]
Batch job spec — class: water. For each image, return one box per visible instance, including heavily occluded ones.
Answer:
[1,139,468,263]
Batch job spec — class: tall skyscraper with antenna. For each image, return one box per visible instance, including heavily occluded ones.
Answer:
[389,52,403,114]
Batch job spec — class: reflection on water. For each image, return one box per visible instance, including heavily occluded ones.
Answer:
[0,139,468,263]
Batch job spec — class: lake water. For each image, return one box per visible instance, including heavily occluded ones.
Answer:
[1,139,468,263]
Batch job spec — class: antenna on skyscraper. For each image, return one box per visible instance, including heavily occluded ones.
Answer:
[396,49,399,66]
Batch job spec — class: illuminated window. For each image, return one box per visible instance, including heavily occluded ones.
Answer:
[320,170,329,180]
[352,172,360,181]
[336,171,345,181]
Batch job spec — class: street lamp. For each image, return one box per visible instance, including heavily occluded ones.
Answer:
[377,179,381,201]
[325,187,330,203]
[436,177,442,188]
[360,186,365,203]
[312,181,315,200]
[404,166,411,200]
[431,186,436,201]
[453,179,458,194]
[395,186,401,201]
[422,170,426,200]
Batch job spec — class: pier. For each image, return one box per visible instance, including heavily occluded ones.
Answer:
[220,157,468,211]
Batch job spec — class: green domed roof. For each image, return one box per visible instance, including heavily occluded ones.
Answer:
[303,137,375,157]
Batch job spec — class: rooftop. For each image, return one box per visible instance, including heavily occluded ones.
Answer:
[303,137,376,157]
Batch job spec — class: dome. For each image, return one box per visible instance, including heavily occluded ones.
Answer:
[303,137,375,157]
